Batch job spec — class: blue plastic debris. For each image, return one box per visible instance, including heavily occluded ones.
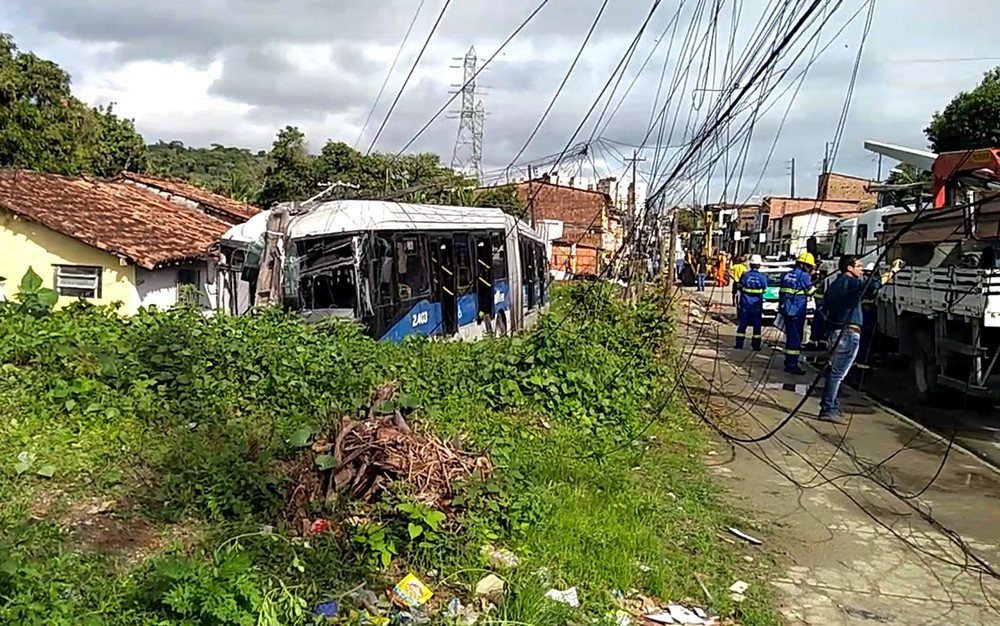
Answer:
[315,600,339,618]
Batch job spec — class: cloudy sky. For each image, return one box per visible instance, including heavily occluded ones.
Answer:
[3,0,1000,202]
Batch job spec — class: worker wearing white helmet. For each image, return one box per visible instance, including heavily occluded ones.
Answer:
[734,254,768,351]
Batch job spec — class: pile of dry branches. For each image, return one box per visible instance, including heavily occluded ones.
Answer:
[300,383,491,512]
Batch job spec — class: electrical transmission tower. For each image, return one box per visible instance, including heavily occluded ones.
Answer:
[449,47,485,181]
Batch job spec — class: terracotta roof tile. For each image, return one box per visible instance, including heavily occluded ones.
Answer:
[0,169,233,270]
[117,171,259,222]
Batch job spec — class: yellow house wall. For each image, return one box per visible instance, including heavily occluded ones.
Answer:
[0,211,139,313]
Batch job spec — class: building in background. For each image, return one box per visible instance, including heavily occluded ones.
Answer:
[817,171,878,206]
[762,197,860,257]
[515,180,620,276]
[0,169,258,313]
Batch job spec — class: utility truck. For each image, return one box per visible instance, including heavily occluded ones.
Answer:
[862,140,1000,404]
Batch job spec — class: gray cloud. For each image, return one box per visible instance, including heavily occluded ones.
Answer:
[6,0,1000,200]
[207,47,376,115]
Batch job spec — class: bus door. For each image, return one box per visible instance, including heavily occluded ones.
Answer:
[472,233,494,321]
[431,235,458,335]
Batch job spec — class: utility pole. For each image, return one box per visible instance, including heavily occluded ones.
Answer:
[822,141,832,174]
[789,158,796,196]
[625,150,646,300]
[876,154,883,180]
[665,209,679,294]
[527,164,536,227]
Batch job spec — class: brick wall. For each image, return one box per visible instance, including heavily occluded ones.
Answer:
[515,182,610,231]
[817,172,877,205]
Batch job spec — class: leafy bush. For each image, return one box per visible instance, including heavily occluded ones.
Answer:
[0,282,730,625]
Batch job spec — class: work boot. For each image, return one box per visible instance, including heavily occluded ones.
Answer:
[816,411,847,425]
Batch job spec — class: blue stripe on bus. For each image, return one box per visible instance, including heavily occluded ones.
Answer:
[493,279,510,315]
[379,300,443,343]
[457,293,479,327]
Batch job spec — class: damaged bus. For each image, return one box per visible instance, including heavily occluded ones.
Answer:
[216,200,548,342]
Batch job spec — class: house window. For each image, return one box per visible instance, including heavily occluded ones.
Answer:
[53,265,102,298]
[177,268,204,305]
[178,268,201,286]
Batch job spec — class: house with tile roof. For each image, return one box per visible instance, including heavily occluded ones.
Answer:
[0,169,259,314]
[761,196,860,257]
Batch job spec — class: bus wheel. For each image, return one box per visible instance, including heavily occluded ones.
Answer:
[913,330,940,404]
[495,310,509,337]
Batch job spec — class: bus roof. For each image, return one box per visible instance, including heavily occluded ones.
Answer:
[221,200,539,244]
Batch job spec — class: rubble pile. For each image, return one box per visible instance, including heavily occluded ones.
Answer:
[285,383,491,519]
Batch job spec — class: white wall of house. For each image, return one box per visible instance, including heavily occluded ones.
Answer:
[135,262,216,310]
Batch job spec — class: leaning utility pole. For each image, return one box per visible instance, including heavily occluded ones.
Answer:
[788,158,796,196]
[449,47,485,181]
[625,150,646,300]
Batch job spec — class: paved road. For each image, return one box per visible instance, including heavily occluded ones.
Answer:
[685,284,1000,468]
[677,293,1000,625]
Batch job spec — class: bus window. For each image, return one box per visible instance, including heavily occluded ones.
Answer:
[395,235,429,301]
[522,241,538,309]
[491,232,507,281]
[535,243,547,304]
[455,234,473,293]
[374,235,395,305]
[474,234,494,319]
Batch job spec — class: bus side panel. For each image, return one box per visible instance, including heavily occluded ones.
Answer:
[457,293,479,328]
[379,300,443,343]
[493,278,510,315]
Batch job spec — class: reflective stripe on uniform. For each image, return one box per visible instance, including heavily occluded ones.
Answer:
[742,288,764,294]
[785,349,800,356]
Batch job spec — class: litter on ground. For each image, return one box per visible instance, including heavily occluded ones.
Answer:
[474,574,505,603]
[390,573,433,609]
[545,586,580,607]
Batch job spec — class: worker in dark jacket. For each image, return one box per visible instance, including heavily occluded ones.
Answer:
[778,251,816,375]
[735,255,767,351]
[819,255,903,423]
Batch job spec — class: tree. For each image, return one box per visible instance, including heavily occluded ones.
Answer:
[925,67,1000,152]
[90,104,148,176]
[0,33,148,176]
[674,207,703,233]
[881,163,931,207]
[257,126,315,207]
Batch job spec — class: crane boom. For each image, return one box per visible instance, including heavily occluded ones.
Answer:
[863,140,937,172]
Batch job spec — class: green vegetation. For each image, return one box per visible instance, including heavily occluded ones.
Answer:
[0,34,147,177]
[0,281,775,625]
[925,67,1000,153]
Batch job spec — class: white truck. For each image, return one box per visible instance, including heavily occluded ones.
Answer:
[863,140,1000,404]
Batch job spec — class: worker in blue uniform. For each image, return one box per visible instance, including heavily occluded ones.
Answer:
[778,251,816,375]
[735,254,768,351]
[856,263,878,369]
